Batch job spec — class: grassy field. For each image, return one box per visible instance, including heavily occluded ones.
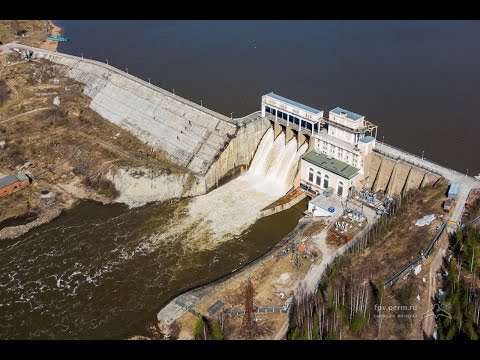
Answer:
[0,52,186,225]
[0,20,51,48]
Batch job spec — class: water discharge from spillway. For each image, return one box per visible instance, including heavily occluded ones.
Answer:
[163,127,308,250]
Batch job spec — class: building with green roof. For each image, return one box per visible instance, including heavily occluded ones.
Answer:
[300,150,360,198]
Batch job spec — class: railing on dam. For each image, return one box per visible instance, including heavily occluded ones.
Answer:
[5,42,234,125]
[373,147,443,177]
[233,111,263,126]
[375,142,468,178]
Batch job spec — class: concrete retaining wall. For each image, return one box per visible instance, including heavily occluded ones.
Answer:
[364,151,383,189]
[200,118,271,192]
[366,152,441,196]
[373,156,395,193]
[389,161,411,195]
[258,191,307,219]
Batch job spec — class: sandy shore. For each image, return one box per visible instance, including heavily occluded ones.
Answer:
[41,20,61,52]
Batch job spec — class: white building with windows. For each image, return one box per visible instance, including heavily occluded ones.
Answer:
[300,106,376,198]
[261,92,323,135]
[259,92,378,198]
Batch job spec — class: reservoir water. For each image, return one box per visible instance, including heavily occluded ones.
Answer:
[57,20,480,175]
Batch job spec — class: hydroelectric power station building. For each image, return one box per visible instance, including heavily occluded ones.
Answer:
[261,92,378,198]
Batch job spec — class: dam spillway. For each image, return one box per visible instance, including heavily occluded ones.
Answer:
[246,129,308,197]
[186,127,308,245]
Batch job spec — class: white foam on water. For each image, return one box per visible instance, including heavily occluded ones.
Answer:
[183,128,307,247]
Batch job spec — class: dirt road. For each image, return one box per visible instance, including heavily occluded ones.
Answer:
[422,233,448,337]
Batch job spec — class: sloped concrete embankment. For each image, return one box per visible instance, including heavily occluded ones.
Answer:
[25,46,271,204]
[32,50,237,176]
[365,152,441,196]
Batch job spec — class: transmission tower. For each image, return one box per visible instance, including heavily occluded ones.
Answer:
[241,275,257,339]
[291,249,302,268]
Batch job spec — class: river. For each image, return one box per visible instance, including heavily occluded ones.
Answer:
[0,125,307,339]
[0,197,308,339]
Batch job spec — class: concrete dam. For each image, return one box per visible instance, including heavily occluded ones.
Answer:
[7,44,448,204]
[16,44,271,195]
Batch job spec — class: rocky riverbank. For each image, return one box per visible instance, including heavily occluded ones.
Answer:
[0,206,62,240]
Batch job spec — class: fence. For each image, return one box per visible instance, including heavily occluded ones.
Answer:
[459,215,480,230]
[225,305,290,318]
[373,147,443,178]
[383,221,447,286]
[309,221,376,295]
[375,142,467,178]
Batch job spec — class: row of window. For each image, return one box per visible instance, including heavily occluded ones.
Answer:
[2,184,21,194]
[330,127,354,142]
[265,106,315,131]
[316,141,361,168]
[307,168,344,196]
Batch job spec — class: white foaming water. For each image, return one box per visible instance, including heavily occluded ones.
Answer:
[182,127,307,248]
[287,141,308,184]
[248,128,274,176]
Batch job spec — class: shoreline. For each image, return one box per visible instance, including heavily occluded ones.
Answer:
[40,20,61,52]
[153,216,311,339]
[0,180,114,241]
[154,201,379,339]
[0,206,64,240]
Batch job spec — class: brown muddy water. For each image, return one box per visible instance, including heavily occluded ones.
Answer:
[0,197,307,339]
